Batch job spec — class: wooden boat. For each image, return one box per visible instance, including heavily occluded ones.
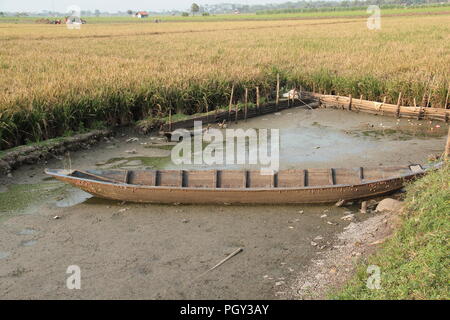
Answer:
[45,163,434,204]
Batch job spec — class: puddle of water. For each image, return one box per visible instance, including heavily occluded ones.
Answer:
[0,252,10,259]
[99,156,171,170]
[18,228,37,235]
[56,188,92,208]
[20,240,37,247]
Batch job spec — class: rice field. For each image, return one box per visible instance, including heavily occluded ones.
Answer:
[0,12,449,149]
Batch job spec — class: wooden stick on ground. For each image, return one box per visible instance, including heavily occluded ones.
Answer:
[194,248,244,281]
[208,248,243,272]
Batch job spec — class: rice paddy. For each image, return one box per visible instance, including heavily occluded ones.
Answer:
[0,11,449,149]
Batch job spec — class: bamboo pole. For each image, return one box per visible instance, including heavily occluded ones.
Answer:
[396,92,402,118]
[235,103,238,124]
[204,96,209,121]
[256,86,260,113]
[445,84,449,109]
[168,109,172,131]
[244,88,248,122]
[276,74,280,108]
[228,84,234,122]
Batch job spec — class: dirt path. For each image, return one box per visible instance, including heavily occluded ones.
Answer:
[0,108,447,299]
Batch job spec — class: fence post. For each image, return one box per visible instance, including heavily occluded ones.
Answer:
[396,92,402,118]
[276,74,280,109]
[244,88,248,122]
[168,109,172,132]
[228,84,234,122]
[256,86,260,114]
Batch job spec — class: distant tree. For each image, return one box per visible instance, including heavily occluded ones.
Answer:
[191,3,200,15]
[127,10,133,15]
[94,9,100,17]
[202,12,210,16]
[181,12,189,17]
[0,12,4,17]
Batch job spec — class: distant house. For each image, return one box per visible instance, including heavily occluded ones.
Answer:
[135,11,149,18]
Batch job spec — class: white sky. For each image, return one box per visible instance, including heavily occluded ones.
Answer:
[0,0,322,12]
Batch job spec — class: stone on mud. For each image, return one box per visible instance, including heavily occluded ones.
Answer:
[376,198,404,213]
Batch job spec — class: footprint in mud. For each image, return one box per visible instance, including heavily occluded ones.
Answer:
[18,228,37,235]
[0,252,11,259]
[20,240,37,247]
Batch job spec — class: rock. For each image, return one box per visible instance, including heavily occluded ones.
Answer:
[125,149,137,154]
[341,214,355,221]
[376,198,404,213]
[335,199,346,207]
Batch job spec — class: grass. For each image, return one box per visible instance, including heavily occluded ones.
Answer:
[333,163,450,299]
[0,11,449,149]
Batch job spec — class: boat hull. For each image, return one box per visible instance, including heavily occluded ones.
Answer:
[50,173,418,204]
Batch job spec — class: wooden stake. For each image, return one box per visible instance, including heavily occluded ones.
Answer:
[256,86,260,113]
[244,88,248,122]
[276,74,280,108]
[168,109,172,131]
[396,92,402,118]
[445,84,449,109]
[228,84,234,122]
[204,96,209,121]
[421,75,432,107]
[348,94,352,111]
[235,103,238,124]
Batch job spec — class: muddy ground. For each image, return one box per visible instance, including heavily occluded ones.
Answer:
[0,108,447,299]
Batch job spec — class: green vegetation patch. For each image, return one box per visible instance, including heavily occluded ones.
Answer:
[333,163,450,299]
[0,182,68,221]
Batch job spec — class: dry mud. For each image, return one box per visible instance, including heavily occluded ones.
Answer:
[0,108,447,299]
